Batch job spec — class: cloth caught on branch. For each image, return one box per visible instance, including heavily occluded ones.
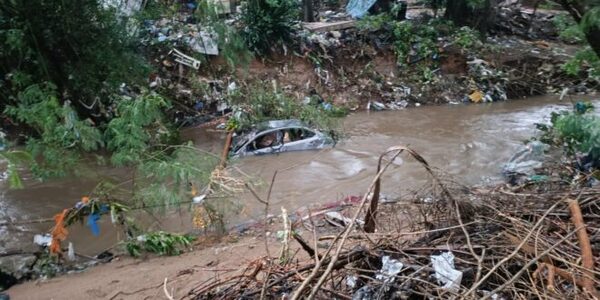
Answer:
[50,209,70,255]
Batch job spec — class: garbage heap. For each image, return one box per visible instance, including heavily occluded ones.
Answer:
[182,146,600,299]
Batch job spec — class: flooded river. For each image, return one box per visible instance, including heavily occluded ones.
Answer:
[1,95,596,256]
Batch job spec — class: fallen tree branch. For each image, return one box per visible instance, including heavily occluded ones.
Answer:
[567,198,599,298]
[163,277,175,300]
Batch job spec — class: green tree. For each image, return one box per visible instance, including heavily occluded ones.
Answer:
[444,0,497,33]
[0,0,148,121]
[557,0,600,57]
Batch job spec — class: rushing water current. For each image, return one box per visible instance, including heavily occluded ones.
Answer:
[1,95,597,256]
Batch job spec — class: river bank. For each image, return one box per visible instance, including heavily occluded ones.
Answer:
[146,3,597,127]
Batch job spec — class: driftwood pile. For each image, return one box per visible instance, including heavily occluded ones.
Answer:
[182,146,600,299]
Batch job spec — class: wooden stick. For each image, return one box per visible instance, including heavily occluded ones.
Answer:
[510,233,596,296]
[163,277,175,300]
[567,198,598,297]
[292,231,320,260]
[219,130,233,169]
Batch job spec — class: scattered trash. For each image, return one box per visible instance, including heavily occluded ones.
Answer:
[346,275,358,288]
[375,256,403,283]
[494,1,558,39]
[345,0,378,18]
[528,174,549,183]
[103,0,143,17]
[431,252,462,292]
[87,213,102,236]
[170,49,201,69]
[33,234,52,247]
[368,101,386,111]
[188,30,219,55]
[193,194,206,204]
[503,141,548,177]
[324,211,364,227]
[352,286,374,300]
[227,82,237,93]
[67,242,76,261]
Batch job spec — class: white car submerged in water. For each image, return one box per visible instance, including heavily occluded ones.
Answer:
[230,120,334,158]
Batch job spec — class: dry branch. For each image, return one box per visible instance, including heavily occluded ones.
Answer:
[184,146,600,300]
[567,198,599,298]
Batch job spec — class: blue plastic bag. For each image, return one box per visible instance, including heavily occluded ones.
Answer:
[346,0,378,18]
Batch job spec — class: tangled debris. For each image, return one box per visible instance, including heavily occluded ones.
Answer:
[131,1,599,125]
[180,146,599,299]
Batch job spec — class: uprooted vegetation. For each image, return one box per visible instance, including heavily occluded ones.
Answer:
[182,144,600,299]
[176,103,600,299]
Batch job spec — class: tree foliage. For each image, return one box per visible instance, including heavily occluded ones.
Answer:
[5,83,103,177]
[106,93,174,166]
[240,0,299,55]
[0,0,148,120]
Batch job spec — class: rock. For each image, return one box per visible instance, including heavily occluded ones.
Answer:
[0,254,37,283]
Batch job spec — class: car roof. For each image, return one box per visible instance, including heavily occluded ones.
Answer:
[254,119,308,131]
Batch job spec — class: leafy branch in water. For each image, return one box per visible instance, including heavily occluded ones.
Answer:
[537,102,600,168]
[105,92,175,166]
[125,231,195,257]
[133,144,218,208]
[0,132,31,189]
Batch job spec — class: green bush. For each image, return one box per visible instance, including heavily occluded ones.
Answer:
[538,102,600,167]
[357,13,393,32]
[553,13,586,44]
[392,21,438,66]
[240,0,299,55]
[453,26,481,49]
[562,46,600,79]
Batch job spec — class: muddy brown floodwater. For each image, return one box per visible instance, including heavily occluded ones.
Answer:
[1,95,597,258]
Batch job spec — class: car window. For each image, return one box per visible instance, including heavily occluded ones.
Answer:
[282,128,315,143]
[247,130,283,151]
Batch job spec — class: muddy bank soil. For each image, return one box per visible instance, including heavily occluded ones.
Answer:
[146,8,596,123]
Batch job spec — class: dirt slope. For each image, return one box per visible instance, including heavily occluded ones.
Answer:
[7,235,275,300]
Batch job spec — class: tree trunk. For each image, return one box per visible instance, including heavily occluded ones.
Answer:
[586,26,600,57]
[302,0,315,22]
[445,0,497,33]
